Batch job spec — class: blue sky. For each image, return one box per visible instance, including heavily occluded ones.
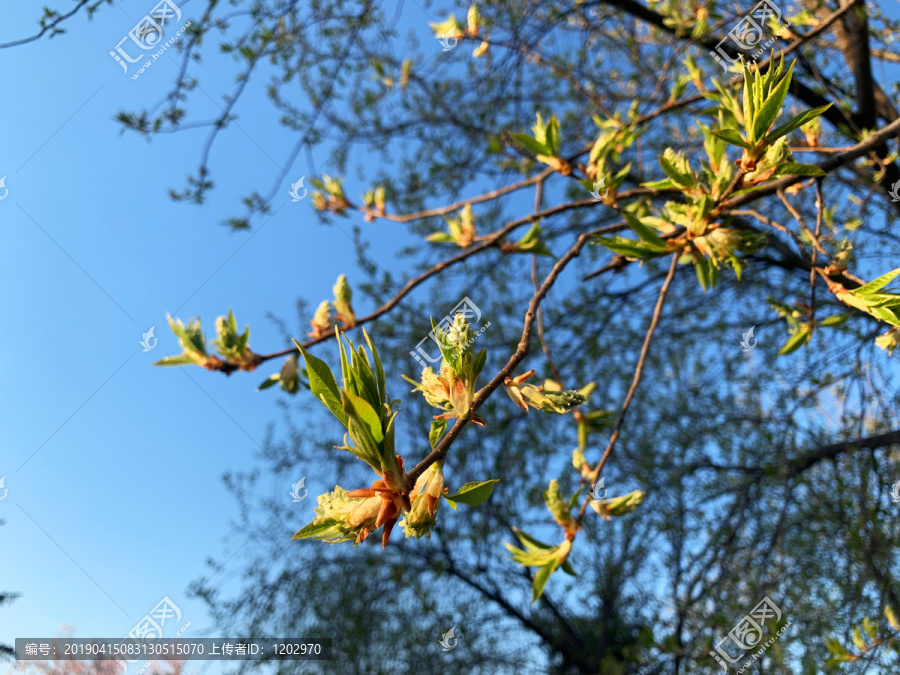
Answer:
[0,1,440,672]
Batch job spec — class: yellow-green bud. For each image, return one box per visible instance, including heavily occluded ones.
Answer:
[333,275,356,326]
[401,462,444,538]
[544,480,576,532]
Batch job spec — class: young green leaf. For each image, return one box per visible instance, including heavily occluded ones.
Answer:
[362,328,386,402]
[426,232,457,244]
[777,326,812,356]
[342,390,384,444]
[257,374,281,391]
[851,625,867,652]
[622,211,667,249]
[711,128,750,149]
[694,252,709,293]
[507,132,548,158]
[429,418,447,448]
[294,340,347,425]
[752,61,794,141]
[819,313,852,327]
[766,104,833,142]
[863,617,878,640]
[852,267,900,296]
[292,518,342,541]
[532,561,556,603]
[773,162,826,177]
[824,637,849,658]
[446,479,500,506]
[658,154,694,188]
[153,354,200,367]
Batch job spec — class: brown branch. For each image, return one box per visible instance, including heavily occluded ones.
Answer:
[623,0,861,129]
[810,180,824,322]
[404,225,619,490]
[487,37,617,120]
[776,189,828,258]
[0,1,100,49]
[250,200,625,366]
[576,252,679,521]
[726,115,900,210]
[684,429,900,481]
[728,208,811,264]
[530,182,564,386]
[361,168,554,223]
[830,0,876,130]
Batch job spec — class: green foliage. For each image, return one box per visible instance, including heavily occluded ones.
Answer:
[257,354,307,393]
[444,479,499,508]
[403,314,488,426]
[544,480,576,532]
[505,370,586,415]
[212,310,251,360]
[292,485,379,545]
[296,329,396,475]
[824,605,900,665]
[709,55,831,173]
[426,204,476,247]
[834,267,900,326]
[293,322,498,547]
[505,527,575,603]
[508,113,572,174]
[506,221,554,257]
[311,175,350,214]
[590,489,645,521]
[154,314,209,367]
[155,311,260,370]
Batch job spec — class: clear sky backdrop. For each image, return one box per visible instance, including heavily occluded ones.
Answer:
[0,1,440,672]
[3,1,900,674]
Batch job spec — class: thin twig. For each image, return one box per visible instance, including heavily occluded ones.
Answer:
[729,208,811,263]
[576,252,679,521]
[810,180,824,322]
[530,182,564,386]
[404,226,613,490]
[776,189,828,258]
[727,115,900,209]
[363,168,554,223]
[253,203,626,366]
[627,1,861,129]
